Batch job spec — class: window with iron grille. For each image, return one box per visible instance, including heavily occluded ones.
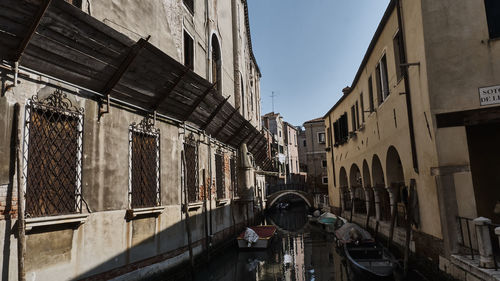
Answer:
[183,0,194,14]
[129,118,160,209]
[230,157,237,197]
[215,152,225,199]
[184,139,199,203]
[24,90,84,218]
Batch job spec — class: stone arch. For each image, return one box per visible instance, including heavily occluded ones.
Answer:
[350,164,365,214]
[386,145,406,226]
[267,191,312,208]
[372,154,390,221]
[363,160,375,217]
[339,167,350,211]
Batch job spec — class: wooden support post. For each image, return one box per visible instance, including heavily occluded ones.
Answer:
[183,82,216,121]
[201,96,230,131]
[213,106,239,138]
[182,151,194,268]
[14,0,52,61]
[225,121,248,144]
[15,104,26,281]
[151,70,189,111]
[99,36,151,118]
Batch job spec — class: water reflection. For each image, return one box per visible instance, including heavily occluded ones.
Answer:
[159,202,350,281]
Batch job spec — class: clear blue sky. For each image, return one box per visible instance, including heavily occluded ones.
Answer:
[247,0,390,127]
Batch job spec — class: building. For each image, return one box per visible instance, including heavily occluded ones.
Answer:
[298,118,328,206]
[283,122,299,178]
[262,112,287,179]
[324,0,500,279]
[0,0,269,280]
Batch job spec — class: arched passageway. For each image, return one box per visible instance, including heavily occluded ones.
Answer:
[339,167,351,211]
[386,146,406,226]
[372,155,390,221]
[363,160,375,217]
[350,164,366,214]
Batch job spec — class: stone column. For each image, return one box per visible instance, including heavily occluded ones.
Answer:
[373,187,382,221]
[388,184,400,218]
[473,217,495,268]
[364,187,371,216]
[496,227,500,249]
[238,143,254,201]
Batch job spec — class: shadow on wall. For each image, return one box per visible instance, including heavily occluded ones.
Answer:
[2,201,256,281]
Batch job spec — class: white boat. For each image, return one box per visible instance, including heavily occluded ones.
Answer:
[237,225,277,249]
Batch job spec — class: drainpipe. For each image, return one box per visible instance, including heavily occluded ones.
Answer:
[15,103,26,281]
[231,0,241,111]
[396,0,419,174]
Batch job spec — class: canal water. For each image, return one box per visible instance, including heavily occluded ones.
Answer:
[158,202,351,281]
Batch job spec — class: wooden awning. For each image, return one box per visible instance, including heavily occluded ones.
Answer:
[0,0,273,170]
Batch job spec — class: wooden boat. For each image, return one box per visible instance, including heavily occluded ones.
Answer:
[343,242,396,281]
[335,223,396,281]
[237,225,277,249]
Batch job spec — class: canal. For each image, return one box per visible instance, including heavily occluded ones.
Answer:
[155,201,433,281]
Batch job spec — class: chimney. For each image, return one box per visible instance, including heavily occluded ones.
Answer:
[342,86,351,95]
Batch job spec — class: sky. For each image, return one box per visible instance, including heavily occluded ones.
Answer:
[247,0,390,127]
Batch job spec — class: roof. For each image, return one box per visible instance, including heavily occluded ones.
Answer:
[0,0,272,170]
[304,117,325,124]
[323,0,397,118]
[242,0,261,77]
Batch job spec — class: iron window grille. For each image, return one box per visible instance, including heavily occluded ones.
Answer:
[129,117,160,209]
[184,135,199,203]
[230,156,237,198]
[23,90,84,218]
[215,150,225,199]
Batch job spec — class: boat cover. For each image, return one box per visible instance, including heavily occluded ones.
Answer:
[335,223,373,243]
[243,227,259,247]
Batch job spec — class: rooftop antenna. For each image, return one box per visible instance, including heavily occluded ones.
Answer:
[270,91,278,112]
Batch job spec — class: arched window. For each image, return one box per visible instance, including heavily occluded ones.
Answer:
[211,35,222,92]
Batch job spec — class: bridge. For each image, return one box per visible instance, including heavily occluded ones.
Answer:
[265,184,314,209]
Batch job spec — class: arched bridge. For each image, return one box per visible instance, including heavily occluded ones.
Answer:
[265,184,314,209]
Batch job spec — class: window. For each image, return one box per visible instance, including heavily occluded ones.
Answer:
[279,145,284,153]
[184,138,199,203]
[393,31,403,81]
[303,139,306,147]
[484,0,500,39]
[368,76,375,112]
[318,132,326,144]
[360,93,365,123]
[183,0,194,14]
[130,119,160,208]
[322,160,327,168]
[25,90,84,217]
[230,157,238,197]
[322,177,328,184]
[351,105,356,131]
[212,35,222,92]
[215,152,225,199]
[65,0,82,8]
[355,101,360,129]
[333,112,349,145]
[376,55,390,105]
[183,31,194,70]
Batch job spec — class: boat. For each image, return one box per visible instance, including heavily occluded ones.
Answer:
[335,223,396,281]
[310,212,346,233]
[237,225,277,249]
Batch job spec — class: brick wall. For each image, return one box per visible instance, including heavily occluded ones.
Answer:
[0,184,17,220]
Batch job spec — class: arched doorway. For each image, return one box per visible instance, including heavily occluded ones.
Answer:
[372,155,390,221]
[363,160,375,218]
[386,146,406,226]
[339,167,350,212]
[211,34,222,93]
[349,164,366,214]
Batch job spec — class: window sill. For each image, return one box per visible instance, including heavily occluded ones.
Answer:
[126,206,164,220]
[25,213,90,231]
[216,199,229,207]
[186,202,203,211]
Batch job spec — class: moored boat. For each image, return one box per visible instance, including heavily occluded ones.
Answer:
[335,223,396,281]
[237,225,277,249]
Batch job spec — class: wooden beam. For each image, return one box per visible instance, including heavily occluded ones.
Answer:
[182,82,216,121]
[225,120,249,144]
[213,107,240,139]
[15,0,52,61]
[101,36,151,97]
[201,96,230,131]
[247,131,260,150]
[237,127,254,147]
[152,70,189,111]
